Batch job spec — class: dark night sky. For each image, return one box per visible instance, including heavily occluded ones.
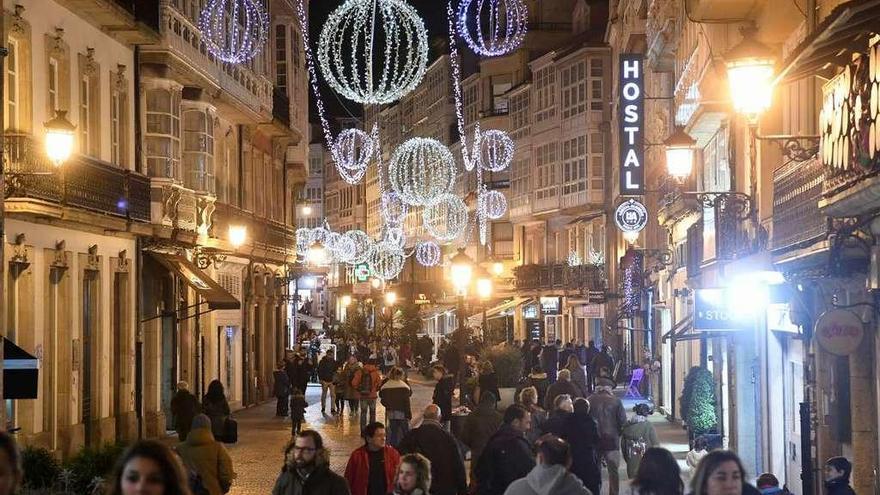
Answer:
[307,0,453,124]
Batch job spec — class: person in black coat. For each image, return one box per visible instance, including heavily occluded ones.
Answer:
[431,365,456,423]
[540,343,559,384]
[170,381,200,441]
[541,393,573,438]
[475,361,501,407]
[473,404,536,495]
[398,404,467,495]
[560,398,601,495]
[273,361,291,417]
[317,353,337,414]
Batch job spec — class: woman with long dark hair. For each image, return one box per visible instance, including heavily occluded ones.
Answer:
[628,447,683,495]
[203,380,231,441]
[109,440,191,495]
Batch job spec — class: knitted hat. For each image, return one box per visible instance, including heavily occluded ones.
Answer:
[191,414,211,430]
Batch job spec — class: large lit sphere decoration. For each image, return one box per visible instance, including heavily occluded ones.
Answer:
[327,232,357,263]
[415,241,441,267]
[345,229,374,264]
[480,189,508,219]
[309,227,328,244]
[369,241,405,280]
[480,129,514,172]
[389,137,456,206]
[318,0,429,104]
[199,0,269,64]
[333,128,374,184]
[381,191,409,225]
[423,193,469,242]
[457,0,528,57]
[295,228,312,256]
[384,226,407,250]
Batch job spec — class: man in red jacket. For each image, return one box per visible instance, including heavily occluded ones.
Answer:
[344,422,401,495]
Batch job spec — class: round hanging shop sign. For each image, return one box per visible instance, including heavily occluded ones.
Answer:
[615,199,648,234]
[814,308,864,356]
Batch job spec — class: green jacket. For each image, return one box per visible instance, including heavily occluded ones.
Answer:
[177,427,235,495]
[620,417,659,478]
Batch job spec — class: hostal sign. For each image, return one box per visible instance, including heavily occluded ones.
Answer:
[619,54,644,196]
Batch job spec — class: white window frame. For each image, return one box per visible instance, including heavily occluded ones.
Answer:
[80,76,90,154]
[6,39,19,130]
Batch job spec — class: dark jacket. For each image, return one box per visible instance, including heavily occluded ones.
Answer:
[271,463,351,495]
[540,346,558,377]
[460,395,503,465]
[290,393,308,421]
[477,372,501,405]
[273,370,291,397]
[171,390,200,434]
[473,424,536,495]
[317,356,337,383]
[590,353,614,380]
[398,420,467,495]
[202,395,231,440]
[825,479,857,495]
[518,372,549,406]
[433,375,456,421]
[544,380,582,410]
[588,391,626,451]
[541,410,571,438]
[378,379,412,419]
[575,345,588,366]
[560,411,601,494]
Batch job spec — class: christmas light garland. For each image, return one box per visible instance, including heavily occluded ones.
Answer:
[369,241,405,280]
[345,229,375,264]
[423,193,469,242]
[457,0,528,57]
[447,0,480,171]
[479,188,508,220]
[332,127,375,184]
[318,0,429,104]
[480,129,514,172]
[199,0,269,64]
[381,191,409,226]
[384,226,407,250]
[415,241,441,267]
[388,137,456,206]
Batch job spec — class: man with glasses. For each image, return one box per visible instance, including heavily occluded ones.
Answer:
[271,429,350,495]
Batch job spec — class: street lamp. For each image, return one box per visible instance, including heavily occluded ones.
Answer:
[44,110,76,167]
[623,230,640,245]
[370,277,382,289]
[724,26,776,120]
[228,225,247,248]
[450,248,474,296]
[302,204,313,216]
[341,294,352,307]
[384,291,397,305]
[306,242,327,265]
[664,127,697,182]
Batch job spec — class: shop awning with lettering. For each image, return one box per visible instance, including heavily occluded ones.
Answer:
[148,252,240,310]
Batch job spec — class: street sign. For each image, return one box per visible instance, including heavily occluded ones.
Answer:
[815,309,863,356]
[693,288,756,331]
[614,199,648,234]
[619,53,644,195]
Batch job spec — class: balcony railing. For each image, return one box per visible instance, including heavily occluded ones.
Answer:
[479,108,510,118]
[772,156,828,252]
[514,263,606,294]
[4,132,151,222]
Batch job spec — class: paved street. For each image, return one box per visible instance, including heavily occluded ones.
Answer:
[220,379,692,494]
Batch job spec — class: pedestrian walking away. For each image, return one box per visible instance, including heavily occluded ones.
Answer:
[559,398,601,495]
[171,381,200,442]
[543,369,582,411]
[202,380,232,443]
[588,378,626,495]
[541,394,573,438]
[176,414,236,495]
[317,352,338,414]
[272,430,351,495]
[391,453,432,495]
[431,365,456,423]
[109,440,191,495]
[379,366,413,447]
[627,447,684,495]
[290,387,309,435]
[621,403,659,478]
[274,362,291,418]
[474,404,536,495]
[503,434,591,495]
[344,422,402,495]
[352,358,383,433]
[519,366,549,407]
[398,404,468,495]
[460,391,503,470]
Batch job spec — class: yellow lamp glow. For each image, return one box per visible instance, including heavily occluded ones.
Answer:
[302,205,313,216]
[623,230,640,245]
[384,291,397,305]
[450,249,474,295]
[725,28,776,119]
[664,127,697,182]
[228,225,247,248]
[492,261,504,276]
[307,243,327,265]
[341,295,352,306]
[44,110,76,167]
[476,277,492,300]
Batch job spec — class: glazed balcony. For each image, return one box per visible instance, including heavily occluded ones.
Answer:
[4,132,151,224]
[212,202,297,260]
[645,0,680,71]
[772,156,829,253]
[513,263,606,296]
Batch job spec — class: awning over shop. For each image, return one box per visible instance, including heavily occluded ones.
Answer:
[5,338,38,399]
[661,314,695,343]
[775,0,880,83]
[467,297,531,327]
[148,252,240,310]
[419,304,457,319]
[567,211,604,225]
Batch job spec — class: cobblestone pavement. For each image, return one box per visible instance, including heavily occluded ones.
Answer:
[225,379,435,495]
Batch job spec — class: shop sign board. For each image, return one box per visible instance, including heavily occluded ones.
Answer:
[815,309,864,356]
[693,288,756,331]
[619,53,644,195]
[575,304,605,319]
[353,282,371,296]
[540,296,562,315]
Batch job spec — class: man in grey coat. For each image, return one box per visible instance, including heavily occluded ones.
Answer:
[503,435,590,495]
[587,378,626,495]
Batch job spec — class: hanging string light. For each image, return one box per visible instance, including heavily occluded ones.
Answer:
[388,137,456,206]
[318,0,429,104]
[381,191,409,225]
[199,0,269,64]
[310,226,328,244]
[480,129,514,172]
[384,226,407,250]
[447,1,480,171]
[457,0,528,57]
[415,241,441,267]
[344,230,375,264]
[423,193,469,242]
[369,241,405,280]
[479,188,508,219]
[327,232,358,263]
[567,251,583,267]
[295,228,312,256]
[332,127,375,184]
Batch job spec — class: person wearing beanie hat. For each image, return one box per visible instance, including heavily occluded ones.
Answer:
[177,414,236,494]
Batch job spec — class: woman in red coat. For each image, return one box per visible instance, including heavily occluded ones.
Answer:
[344,422,401,495]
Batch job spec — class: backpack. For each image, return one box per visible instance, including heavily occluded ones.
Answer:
[359,370,373,396]
[625,435,648,460]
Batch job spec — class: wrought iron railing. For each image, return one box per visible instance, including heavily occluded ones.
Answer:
[4,132,151,222]
[772,155,828,252]
[513,263,605,293]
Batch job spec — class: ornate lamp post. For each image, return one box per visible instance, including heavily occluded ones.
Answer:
[450,248,474,334]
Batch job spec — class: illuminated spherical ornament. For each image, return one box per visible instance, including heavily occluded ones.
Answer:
[199,0,269,64]
[318,0,429,104]
[384,226,407,250]
[389,137,456,206]
[480,129,514,172]
[480,189,508,219]
[309,227,328,244]
[381,191,409,225]
[345,229,374,264]
[457,0,528,57]
[415,241,442,267]
[369,241,405,280]
[295,228,312,256]
[423,193,469,242]
[332,128,374,184]
[327,232,357,263]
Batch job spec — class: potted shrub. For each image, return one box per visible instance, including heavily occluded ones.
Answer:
[482,344,523,408]
[680,366,718,442]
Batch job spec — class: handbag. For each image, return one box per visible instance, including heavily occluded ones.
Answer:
[223,417,238,444]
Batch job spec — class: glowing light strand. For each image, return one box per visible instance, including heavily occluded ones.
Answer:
[447,0,481,171]
[199,0,269,64]
[456,0,528,57]
[415,241,441,267]
[388,137,457,206]
[423,193,469,242]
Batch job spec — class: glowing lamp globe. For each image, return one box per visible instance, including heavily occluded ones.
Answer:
[450,248,473,294]
[341,295,352,306]
[45,110,76,167]
[228,225,247,248]
[476,277,492,300]
[725,28,776,119]
[664,127,697,182]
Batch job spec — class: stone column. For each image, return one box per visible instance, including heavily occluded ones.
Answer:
[849,332,878,493]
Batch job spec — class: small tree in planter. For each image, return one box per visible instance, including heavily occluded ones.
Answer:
[482,344,524,407]
[21,446,61,492]
[680,366,718,437]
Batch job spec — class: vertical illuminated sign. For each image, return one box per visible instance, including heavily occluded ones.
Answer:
[619,54,644,196]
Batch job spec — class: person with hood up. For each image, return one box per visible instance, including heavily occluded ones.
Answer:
[202,380,231,442]
[559,398,601,495]
[176,414,235,495]
[352,358,383,433]
[379,367,412,447]
[460,391,503,469]
[564,355,588,398]
[391,453,432,495]
[473,404,536,495]
[519,365,549,406]
[398,404,467,495]
[503,434,591,495]
[317,352,337,414]
[343,355,363,414]
[621,403,659,478]
[431,365,456,423]
[344,422,401,495]
[170,381,200,441]
[543,369,582,411]
[272,430,351,495]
